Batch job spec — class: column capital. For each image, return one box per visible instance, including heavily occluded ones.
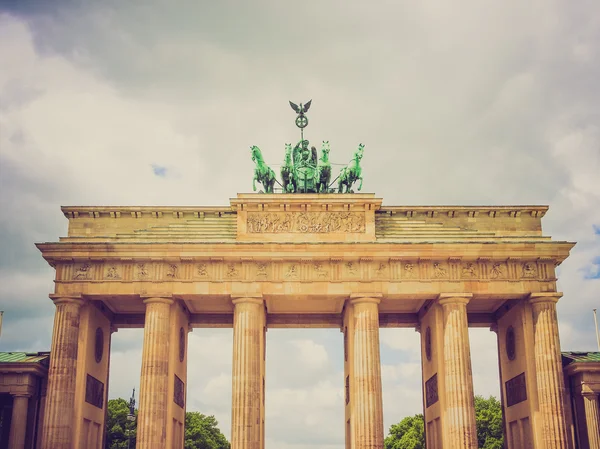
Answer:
[11,393,31,398]
[438,293,473,306]
[582,390,599,399]
[349,293,382,305]
[141,296,174,306]
[528,292,563,306]
[49,294,85,307]
[231,294,264,306]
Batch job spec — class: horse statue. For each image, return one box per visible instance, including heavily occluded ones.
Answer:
[317,141,331,193]
[281,143,296,193]
[251,145,276,193]
[337,143,365,193]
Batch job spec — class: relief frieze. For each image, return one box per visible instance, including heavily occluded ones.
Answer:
[432,262,448,279]
[461,262,478,279]
[521,262,537,279]
[313,262,329,279]
[374,262,389,278]
[73,263,92,280]
[105,264,121,279]
[135,263,150,280]
[166,264,179,279]
[225,263,241,279]
[345,261,359,277]
[247,211,365,233]
[490,262,505,280]
[57,258,554,283]
[196,263,210,279]
[255,262,269,279]
[404,263,417,279]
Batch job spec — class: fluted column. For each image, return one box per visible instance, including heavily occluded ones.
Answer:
[582,391,600,449]
[439,294,477,449]
[231,296,264,449]
[349,294,384,449]
[136,297,174,449]
[8,394,30,449]
[529,293,569,448]
[40,296,84,449]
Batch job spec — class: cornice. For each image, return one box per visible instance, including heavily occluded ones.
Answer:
[564,362,600,376]
[379,205,548,217]
[0,363,49,377]
[61,205,235,218]
[59,204,549,219]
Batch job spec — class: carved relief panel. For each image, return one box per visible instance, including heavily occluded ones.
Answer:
[246,211,366,234]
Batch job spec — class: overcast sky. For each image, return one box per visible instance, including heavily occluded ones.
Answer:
[1,1,599,448]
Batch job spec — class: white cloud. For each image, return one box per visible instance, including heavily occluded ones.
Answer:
[1,2,600,448]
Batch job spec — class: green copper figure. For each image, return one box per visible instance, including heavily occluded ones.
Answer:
[281,143,296,193]
[292,139,319,193]
[316,141,331,193]
[337,143,365,193]
[249,101,366,194]
[251,145,276,193]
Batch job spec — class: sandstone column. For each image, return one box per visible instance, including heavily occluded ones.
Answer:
[438,293,477,449]
[529,293,569,448]
[582,391,600,449]
[231,296,265,449]
[40,295,84,449]
[349,294,384,449]
[137,297,174,449]
[8,394,30,449]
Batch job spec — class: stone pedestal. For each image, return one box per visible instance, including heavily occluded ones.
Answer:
[349,294,384,449]
[137,297,174,449]
[529,293,569,448]
[40,296,84,449]
[439,294,477,449]
[8,394,29,449]
[231,296,265,449]
[583,392,600,449]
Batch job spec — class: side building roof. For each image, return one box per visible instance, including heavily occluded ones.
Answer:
[0,351,50,366]
[562,351,600,366]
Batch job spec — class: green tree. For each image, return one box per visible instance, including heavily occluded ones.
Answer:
[105,398,137,449]
[184,412,230,449]
[105,399,229,449]
[384,396,504,449]
[474,395,503,449]
[384,414,425,449]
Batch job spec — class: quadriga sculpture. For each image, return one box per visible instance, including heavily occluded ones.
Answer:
[338,144,364,193]
[317,141,331,193]
[281,143,296,193]
[251,145,276,193]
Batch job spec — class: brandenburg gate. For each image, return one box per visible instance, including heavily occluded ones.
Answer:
[33,102,588,449]
[36,193,577,449]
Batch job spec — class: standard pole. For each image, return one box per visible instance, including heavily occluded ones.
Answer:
[594,308,600,352]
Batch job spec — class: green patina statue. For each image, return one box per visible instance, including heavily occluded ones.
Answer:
[251,145,276,193]
[338,143,364,193]
[249,101,365,193]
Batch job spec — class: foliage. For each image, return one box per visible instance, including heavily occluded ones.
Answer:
[384,414,425,449]
[105,398,137,449]
[474,395,503,449]
[184,412,230,449]
[105,399,229,449]
[384,396,503,449]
